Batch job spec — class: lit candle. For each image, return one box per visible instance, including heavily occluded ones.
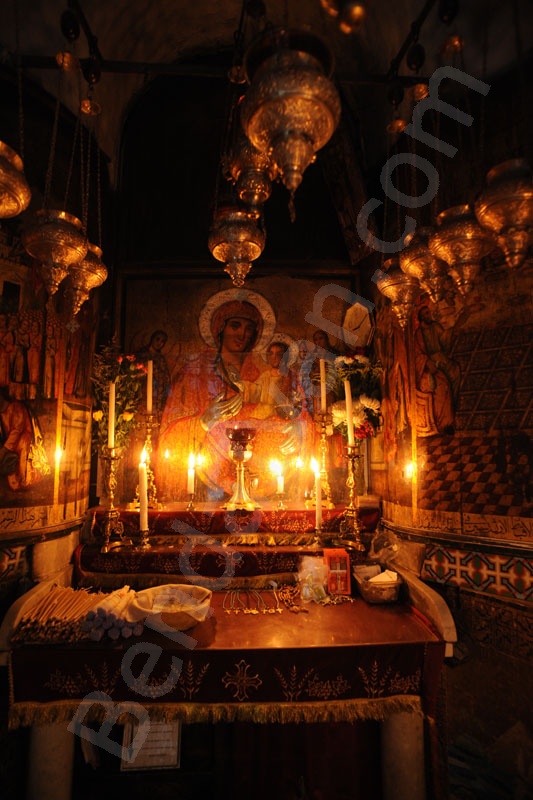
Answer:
[139,453,148,531]
[270,459,284,494]
[319,358,327,412]
[344,379,355,446]
[311,458,322,529]
[107,382,116,450]
[146,360,153,415]
[187,453,195,495]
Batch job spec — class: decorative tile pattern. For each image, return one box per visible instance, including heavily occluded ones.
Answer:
[423,544,533,604]
[0,546,27,582]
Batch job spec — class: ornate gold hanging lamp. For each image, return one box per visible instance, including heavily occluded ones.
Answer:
[319,0,366,34]
[22,62,87,298]
[474,159,533,269]
[400,226,450,303]
[0,141,31,218]
[375,258,421,329]
[22,208,87,297]
[223,130,279,212]
[240,27,341,213]
[208,206,266,287]
[0,1,31,219]
[429,204,495,296]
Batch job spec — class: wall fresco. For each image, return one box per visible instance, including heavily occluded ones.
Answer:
[0,231,95,537]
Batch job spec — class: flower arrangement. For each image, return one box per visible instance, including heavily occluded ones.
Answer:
[331,352,383,440]
[91,342,146,452]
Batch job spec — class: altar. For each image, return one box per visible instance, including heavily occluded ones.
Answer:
[6,583,448,800]
[3,499,455,800]
[75,502,381,590]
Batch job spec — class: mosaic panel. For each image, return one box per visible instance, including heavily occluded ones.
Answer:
[0,546,27,582]
[423,544,533,603]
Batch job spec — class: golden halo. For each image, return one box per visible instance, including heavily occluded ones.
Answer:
[198,288,276,350]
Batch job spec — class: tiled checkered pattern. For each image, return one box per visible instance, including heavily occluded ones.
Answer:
[423,544,533,603]
[416,322,532,517]
[418,434,530,516]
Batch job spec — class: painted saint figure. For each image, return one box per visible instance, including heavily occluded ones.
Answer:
[157,292,317,501]
[415,305,461,435]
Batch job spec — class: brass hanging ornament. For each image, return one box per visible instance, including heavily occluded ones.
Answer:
[0,140,31,218]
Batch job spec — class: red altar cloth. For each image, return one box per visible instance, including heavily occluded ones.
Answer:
[9,592,444,728]
[88,502,380,540]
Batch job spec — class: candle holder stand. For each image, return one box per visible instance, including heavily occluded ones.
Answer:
[142,413,158,507]
[100,448,132,553]
[315,411,335,508]
[338,444,366,555]
[223,428,260,511]
[275,492,286,510]
[136,527,151,549]
[186,493,196,511]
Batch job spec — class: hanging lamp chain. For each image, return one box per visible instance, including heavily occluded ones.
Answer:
[43,69,64,209]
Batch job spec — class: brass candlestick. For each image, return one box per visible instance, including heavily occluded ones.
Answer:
[100,448,132,553]
[186,492,196,510]
[315,411,335,508]
[223,427,260,511]
[143,413,158,506]
[339,444,366,553]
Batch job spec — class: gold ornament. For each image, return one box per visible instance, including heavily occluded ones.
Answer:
[240,28,341,197]
[0,140,31,219]
[375,258,420,328]
[474,158,533,269]
[22,208,87,297]
[67,242,108,315]
[208,206,265,287]
[400,226,450,303]
[429,204,495,295]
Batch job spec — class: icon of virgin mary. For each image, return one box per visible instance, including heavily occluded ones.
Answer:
[156,288,317,502]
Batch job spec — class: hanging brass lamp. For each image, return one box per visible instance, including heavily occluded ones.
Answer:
[22,209,88,297]
[66,242,108,316]
[474,158,533,269]
[400,226,450,303]
[223,132,279,211]
[429,205,495,296]
[375,258,420,329]
[319,0,366,34]
[208,206,266,287]
[240,28,341,199]
[0,141,31,218]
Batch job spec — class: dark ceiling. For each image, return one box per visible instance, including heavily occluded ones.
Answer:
[1,0,532,274]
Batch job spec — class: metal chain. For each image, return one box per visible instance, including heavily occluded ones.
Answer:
[43,70,64,208]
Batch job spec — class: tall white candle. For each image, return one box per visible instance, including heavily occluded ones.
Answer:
[344,379,355,446]
[319,358,327,412]
[107,382,116,450]
[146,360,153,415]
[139,459,148,530]
[187,453,195,495]
[270,459,284,494]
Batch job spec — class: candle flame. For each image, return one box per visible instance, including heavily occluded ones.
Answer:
[55,447,63,465]
[404,461,416,479]
[295,456,303,469]
[164,449,170,459]
[140,448,147,464]
[310,457,320,476]
[269,459,282,476]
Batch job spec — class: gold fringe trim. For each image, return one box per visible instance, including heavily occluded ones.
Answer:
[9,696,423,729]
